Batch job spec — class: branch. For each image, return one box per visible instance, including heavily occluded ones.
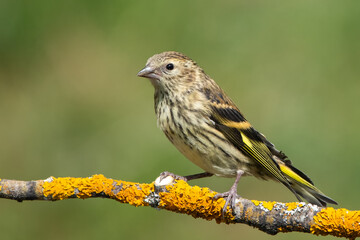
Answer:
[0,174,358,239]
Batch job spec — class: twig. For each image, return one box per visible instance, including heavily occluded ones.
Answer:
[0,174,358,239]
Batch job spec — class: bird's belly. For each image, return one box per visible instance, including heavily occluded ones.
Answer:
[167,129,255,178]
[157,103,265,179]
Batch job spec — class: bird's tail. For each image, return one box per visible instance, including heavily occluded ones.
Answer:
[278,161,337,207]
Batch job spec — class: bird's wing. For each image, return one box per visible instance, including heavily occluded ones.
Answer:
[203,88,291,185]
[203,87,337,206]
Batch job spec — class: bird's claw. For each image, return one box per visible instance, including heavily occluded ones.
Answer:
[214,190,240,217]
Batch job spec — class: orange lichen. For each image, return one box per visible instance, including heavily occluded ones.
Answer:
[311,207,360,239]
[42,174,154,206]
[158,180,229,222]
[252,200,276,211]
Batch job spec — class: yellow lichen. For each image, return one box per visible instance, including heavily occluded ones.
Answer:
[311,207,360,239]
[43,176,78,200]
[158,180,230,222]
[252,200,276,211]
[112,180,154,206]
[42,174,154,206]
[285,202,304,211]
[76,174,115,199]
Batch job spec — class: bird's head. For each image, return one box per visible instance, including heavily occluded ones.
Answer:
[137,51,203,94]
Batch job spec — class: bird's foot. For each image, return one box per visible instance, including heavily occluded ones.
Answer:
[213,186,240,217]
[213,170,244,217]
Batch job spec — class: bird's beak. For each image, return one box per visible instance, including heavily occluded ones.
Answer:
[137,66,159,79]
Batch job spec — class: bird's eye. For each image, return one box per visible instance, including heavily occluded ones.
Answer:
[166,63,174,70]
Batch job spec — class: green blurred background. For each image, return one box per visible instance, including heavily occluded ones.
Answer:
[0,0,359,239]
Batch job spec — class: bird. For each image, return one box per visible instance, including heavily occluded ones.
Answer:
[137,51,337,215]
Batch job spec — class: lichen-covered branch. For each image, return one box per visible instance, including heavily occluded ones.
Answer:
[0,175,358,239]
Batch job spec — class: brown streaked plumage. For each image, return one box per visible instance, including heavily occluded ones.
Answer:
[137,51,337,215]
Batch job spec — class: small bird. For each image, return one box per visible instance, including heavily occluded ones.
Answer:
[137,51,337,214]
